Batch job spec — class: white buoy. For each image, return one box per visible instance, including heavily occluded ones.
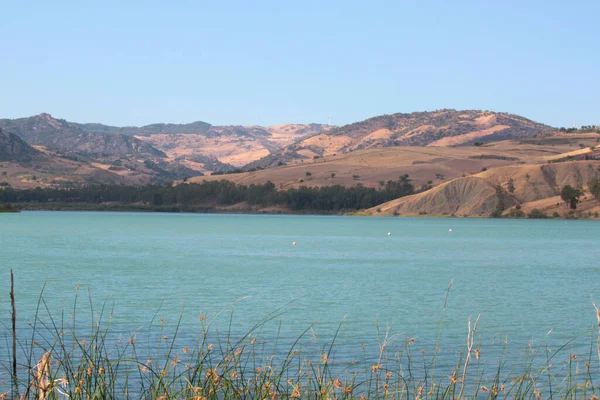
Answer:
[292,241,297,246]
[449,228,453,232]
[387,232,391,236]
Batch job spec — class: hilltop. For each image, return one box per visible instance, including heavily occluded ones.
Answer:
[247,109,554,168]
[0,114,165,157]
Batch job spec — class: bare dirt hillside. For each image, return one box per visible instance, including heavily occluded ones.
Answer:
[366,176,518,217]
[478,161,600,203]
[364,160,600,217]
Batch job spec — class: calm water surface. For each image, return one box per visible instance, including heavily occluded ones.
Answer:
[1,212,599,370]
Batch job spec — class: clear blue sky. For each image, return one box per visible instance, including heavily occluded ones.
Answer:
[1,0,598,128]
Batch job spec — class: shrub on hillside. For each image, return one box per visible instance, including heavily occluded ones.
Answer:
[527,209,548,219]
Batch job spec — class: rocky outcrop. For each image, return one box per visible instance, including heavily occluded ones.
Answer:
[0,128,39,162]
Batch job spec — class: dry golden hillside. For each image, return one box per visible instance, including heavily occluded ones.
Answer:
[365,160,600,217]
[366,176,519,217]
[190,131,600,189]
[138,123,333,172]
[248,109,557,169]
[189,145,537,189]
[478,161,600,203]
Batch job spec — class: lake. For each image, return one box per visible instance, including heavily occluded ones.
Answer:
[1,212,599,388]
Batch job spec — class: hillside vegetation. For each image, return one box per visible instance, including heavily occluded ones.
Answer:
[365,160,600,217]
[248,109,554,168]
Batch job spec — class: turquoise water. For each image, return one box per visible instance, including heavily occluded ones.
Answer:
[1,212,599,373]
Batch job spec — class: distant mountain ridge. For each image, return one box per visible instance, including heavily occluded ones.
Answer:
[0,114,333,187]
[0,114,166,157]
[72,120,330,140]
[0,110,560,189]
[246,109,556,169]
[72,120,212,136]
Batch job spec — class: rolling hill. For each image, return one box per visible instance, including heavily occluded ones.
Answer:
[246,109,555,169]
[3,110,599,219]
[136,123,333,170]
[190,129,600,217]
[191,131,600,190]
[0,114,333,176]
[71,119,332,168]
[364,160,600,217]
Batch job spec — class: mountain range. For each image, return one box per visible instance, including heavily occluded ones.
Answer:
[2,109,599,217]
[0,113,333,187]
[246,109,555,169]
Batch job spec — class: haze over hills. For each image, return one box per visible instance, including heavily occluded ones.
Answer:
[247,109,555,169]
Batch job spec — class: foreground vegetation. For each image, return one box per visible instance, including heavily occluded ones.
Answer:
[2,279,600,399]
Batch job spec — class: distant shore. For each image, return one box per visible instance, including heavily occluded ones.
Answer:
[10,202,600,220]
[10,202,342,215]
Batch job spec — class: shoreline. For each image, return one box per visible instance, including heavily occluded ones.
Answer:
[10,202,600,220]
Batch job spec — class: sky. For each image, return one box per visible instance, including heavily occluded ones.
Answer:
[1,0,599,128]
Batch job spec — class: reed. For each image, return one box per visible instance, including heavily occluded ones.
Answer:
[2,282,600,399]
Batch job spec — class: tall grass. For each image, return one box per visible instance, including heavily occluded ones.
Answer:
[2,282,600,399]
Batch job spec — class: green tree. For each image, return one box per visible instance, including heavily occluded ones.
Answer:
[527,209,548,219]
[507,178,515,193]
[560,185,582,209]
[588,175,600,202]
[491,186,505,218]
